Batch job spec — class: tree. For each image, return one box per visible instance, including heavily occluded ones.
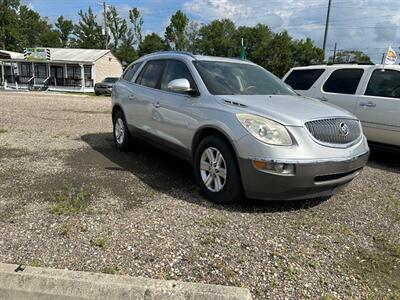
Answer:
[292,38,324,67]
[116,35,138,66]
[139,33,170,56]
[235,24,273,65]
[129,8,143,46]
[74,7,104,49]
[165,10,188,51]
[264,31,293,77]
[196,19,237,57]
[106,6,128,49]
[17,5,61,48]
[330,50,372,64]
[55,16,73,47]
[185,21,201,53]
[0,0,20,51]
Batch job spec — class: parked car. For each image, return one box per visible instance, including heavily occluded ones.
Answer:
[94,77,119,95]
[283,64,400,147]
[111,52,369,203]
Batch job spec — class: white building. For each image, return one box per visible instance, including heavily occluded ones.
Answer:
[0,48,123,92]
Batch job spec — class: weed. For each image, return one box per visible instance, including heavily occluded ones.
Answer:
[103,265,118,274]
[29,258,44,267]
[58,224,72,239]
[49,186,88,215]
[321,294,335,300]
[0,128,7,134]
[200,233,216,246]
[198,215,227,227]
[91,237,107,249]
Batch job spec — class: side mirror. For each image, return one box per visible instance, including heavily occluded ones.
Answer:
[167,78,192,93]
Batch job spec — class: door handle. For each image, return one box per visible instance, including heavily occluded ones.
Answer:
[318,96,328,101]
[153,102,161,108]
[359,101,376,108]
[128,94,136,100]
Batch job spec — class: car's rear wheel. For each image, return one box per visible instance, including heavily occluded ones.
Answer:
[113,110,131,151]
[194,136,243,204]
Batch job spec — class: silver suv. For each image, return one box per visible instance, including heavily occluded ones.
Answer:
[112,52,369,203]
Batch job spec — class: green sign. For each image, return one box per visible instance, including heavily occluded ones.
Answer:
[23,48,51,61]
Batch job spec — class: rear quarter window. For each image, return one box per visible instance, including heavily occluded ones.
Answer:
[323,69,364,95]
[284,69,325,90]
[365,69,400,99]
[122,62,142,82]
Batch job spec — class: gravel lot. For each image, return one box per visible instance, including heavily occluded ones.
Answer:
[0,91,399,299]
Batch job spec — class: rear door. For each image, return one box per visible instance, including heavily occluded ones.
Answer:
[355,67,400,145]
[126,60,166,135]
[150,59,199,151]
[313,68,365,113]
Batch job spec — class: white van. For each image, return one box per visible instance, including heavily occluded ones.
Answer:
[283,64,400,147]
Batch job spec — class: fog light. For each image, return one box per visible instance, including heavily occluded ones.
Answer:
[252,160,295,175]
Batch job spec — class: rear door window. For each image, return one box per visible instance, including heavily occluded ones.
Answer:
[284,69,325,90]
[136,60,166,89]
[323,69,364,94]
[365,69,400,99]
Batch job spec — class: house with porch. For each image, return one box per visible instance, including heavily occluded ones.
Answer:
[0,48,123,93]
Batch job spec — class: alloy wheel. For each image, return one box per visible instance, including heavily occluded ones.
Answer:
[114,118,125,144]
[200,147,227,192]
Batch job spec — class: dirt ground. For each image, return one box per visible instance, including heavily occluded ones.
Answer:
[0,91,399,299]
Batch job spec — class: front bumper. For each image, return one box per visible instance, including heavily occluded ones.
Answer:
[95,86,112,94]
[238,151,369,201]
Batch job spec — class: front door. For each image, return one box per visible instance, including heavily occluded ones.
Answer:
[50,66,64,86]
[355,68,400,146]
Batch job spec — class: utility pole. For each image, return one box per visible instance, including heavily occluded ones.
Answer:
[332,42,337,64]
[99,2,108,49]
[322,0,332,59]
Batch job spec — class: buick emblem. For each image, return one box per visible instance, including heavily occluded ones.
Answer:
[338,122,349,137]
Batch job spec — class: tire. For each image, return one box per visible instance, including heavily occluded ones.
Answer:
[113,110,131,151]
[95,91,101,96]
[194,135,243,204]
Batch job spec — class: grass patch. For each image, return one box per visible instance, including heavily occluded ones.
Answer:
[197,214,227,227]
[49,186,88,215]
[103,265,118,274]
[0,128,7,134]
[349,234,400,297]
[29,258,44,267]
[91,237,107,249]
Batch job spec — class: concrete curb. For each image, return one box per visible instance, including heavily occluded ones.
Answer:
[0,263,252,300]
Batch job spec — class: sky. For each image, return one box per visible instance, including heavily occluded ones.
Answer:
[22,0,400,62]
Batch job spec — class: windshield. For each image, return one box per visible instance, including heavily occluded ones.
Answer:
[103,77,118,83]
[194,61,296,96]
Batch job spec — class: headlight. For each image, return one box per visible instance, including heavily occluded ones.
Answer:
[236,113,292,146]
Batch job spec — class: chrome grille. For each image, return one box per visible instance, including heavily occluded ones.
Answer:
[305,118,361,145]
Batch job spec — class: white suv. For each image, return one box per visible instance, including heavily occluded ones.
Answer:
[283,64,400,147]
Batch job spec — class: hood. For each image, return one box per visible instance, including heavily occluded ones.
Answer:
[218,95,356,126]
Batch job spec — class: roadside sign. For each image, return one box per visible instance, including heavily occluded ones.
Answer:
[23,48,51,61]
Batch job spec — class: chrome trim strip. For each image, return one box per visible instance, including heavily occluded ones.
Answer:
[246,150,370,165]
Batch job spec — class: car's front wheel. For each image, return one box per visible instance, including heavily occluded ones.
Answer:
[194,136,243,204]
[113,110,131,151]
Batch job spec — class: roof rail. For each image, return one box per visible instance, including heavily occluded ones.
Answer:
[143,51,197,59]
[326,62,374,66]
